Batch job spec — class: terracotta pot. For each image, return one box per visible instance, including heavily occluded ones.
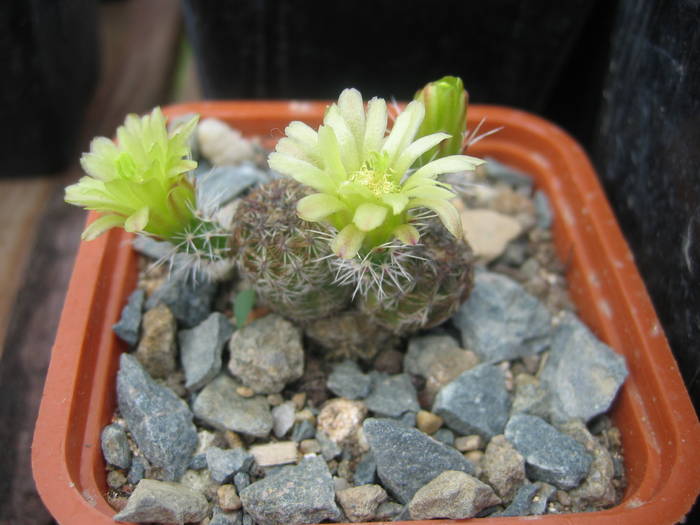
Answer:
[32,102,700,524]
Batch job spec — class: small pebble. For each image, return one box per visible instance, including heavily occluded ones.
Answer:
[224,431,244,450]
[250,441,298,467]
[267,393,284,406]
[416,410,443,435]
[455,435,483,452]
[292,392,307,410]
[236,386,255,398]
[107,470,127,489]
[299,439,321,455]
[218,484,242,511]
[466,450,484,465]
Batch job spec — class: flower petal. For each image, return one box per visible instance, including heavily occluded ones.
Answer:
[325,105,361,173]
[381,193,410,214]
[393,224,420,245]
[353,202,388,232]
[338,88,365,154]
[331,224,365,259]
[404,184,456,200]
[382,100,425,164]
[284,121,319,149]
[363,97,388,154]
[409,198,462,238]
[268,152,335,193]
[297,193,347,222]
[80,214,125,241]
[407,154,485,184]
[393,132,450,175]
[317,125,346,184]
[124,206,150,233]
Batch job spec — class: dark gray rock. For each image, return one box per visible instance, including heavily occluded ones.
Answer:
[180,312,234,391]
[534,190,553,229]
[353,452,377,486]
[228,315,304,394]
[290,420,316,442]
[395,411,417,428]
[113,289,145,346]
[453,271,551,361]
[146,271,218,328]
[493,482,539,517]
[189,453,208,470]
[316,430,342,461]
[210,508,242,525]
[365,373,419,417]
[197,164,265,215]
[116,354,197,481]
[504,414,593,490]
[432,428,455,446]
[234,472,250,493]
[132,236,175,261]
[530,482,557,514]
[486,157,534,189]
[100,423,131,469]
[363,418,475,504]
[206,446,254,483]
[432,364,510,440]
[128,456,148,485]
[113,479,208,524]
[240,455,341,525]
[327,360,372,400]
[374,501,404,521]
[193,374,273,438]
[540,312,628,422]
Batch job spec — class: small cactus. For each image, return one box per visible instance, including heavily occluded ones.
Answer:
[231,178,353,322]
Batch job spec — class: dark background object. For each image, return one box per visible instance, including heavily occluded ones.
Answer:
[0,0,98,176]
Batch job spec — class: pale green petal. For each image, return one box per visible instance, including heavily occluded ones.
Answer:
[363,97,388,154]
[409,198,462,237]
[275,137,314,164]
[338,88,365,154]
[268,152,335,193]
[382,100,425,163]
[331,224,365,259]
[80,214,125,241]
[297,193,347,222]
[325,105,361,173]
[392,132,450,175]
[353,202,388,232]
[337,180,375,200]
[408,154,485,184]
[317,125,346,184]
[285,121,319,149]
[124,207,150,232]
[393,224,420,245]
[381,193,410,214]
[404,184,456,200]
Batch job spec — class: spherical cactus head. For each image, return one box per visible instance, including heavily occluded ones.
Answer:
[231,177,353,322]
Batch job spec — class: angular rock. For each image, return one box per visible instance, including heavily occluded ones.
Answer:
[240,455,341,525]
[408,470,501,520]
[494,482,539,517]
[433,428,455,446]
[353,452,377,486]
[218,484,242,511]
[128,456,148,485]
[228,315,304,394]
[135,303,177,378]
[404,334,479,404]
[486,157,534,189]
[117,354,197,480]
[132,236,174,261]
[317,398,367,445]
[374,501,405,521]
[511,373,550,419]
[250,441,298,467]
[315,430,342,461]
[181,468,218,501]
[364,373,419,418]
[206,446,254,483]
[197,164,264,215]
[101,423,132,469]
[363,418,475,504]
[113,289,145,346]
[211,508,242,525]
[461,209,523,262]
[453,271,551,361]
[540,312,628,422]
[482,435,526,502]
[327,360,372,400]
[290,420,316,442]
[337,484,388,522]
[180,312,234,391]
[271,401,296,438]
[534,190,553,229]
[530,482,557,514]
[146,271,217,328]
[505,414,593,490]
[113,479,208,524]
[193,374,273,438]
[234,472,250,493]
[433,364,510,440]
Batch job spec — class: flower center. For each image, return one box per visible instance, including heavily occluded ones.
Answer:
[349,152,399,196]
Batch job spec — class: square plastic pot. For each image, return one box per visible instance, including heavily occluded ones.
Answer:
[33,102,700,524]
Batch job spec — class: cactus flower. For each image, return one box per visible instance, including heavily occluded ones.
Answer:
[65,108,199,242]
[268,88,484,259]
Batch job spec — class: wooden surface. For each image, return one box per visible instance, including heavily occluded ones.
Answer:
[0,0,198,522]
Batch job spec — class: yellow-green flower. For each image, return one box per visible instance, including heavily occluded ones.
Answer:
[268,88,484,259]
[65,108,199,242]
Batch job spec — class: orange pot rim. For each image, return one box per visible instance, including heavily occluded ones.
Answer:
[32,101,700,525]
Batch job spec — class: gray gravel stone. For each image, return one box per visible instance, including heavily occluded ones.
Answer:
[530,482,557,514]
[113,289,145,346]
[228,315,304,394]
[374,501,404,521]
[234,472,250,493]
[453,271,551,361]
[327,360,372,400]
[486,157,534,189]
[132,236,174,261]
[189,453,207,470]
[541,312,628,422]
[211,508,242,525]
[127,456,148,485]
[206,446,254,483]
[511,373,550,419]
[290,420,316,442]
[135,303,177,379]
[353,452,377,486]
[116,354,197,481]
[493,482,539,517]
[272,401,296,438]
[408,470,501,520]
[505,414,593,490]
[315,430,342,461]
[193,374,273,438]
[146,271,217,328]
[240,455,341,525]
[364,373,419,418]
[363,418,475,504]
[432,364,511,440]
[404,334,479,404]
[534,190,553,229]
[113,479,208,524]
[197,164,264,216]
[433,428,455,446]
[101,423,132,469]
[180,312,234,391]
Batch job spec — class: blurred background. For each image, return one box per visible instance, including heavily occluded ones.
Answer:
[0,0,698,522]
